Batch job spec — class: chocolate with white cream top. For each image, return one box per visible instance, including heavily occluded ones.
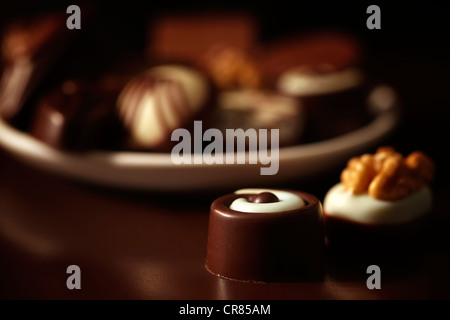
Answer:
[230,188,305,213]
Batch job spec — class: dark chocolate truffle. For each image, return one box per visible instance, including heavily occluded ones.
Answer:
[205,188,324,282]
[256,31,371,140]
[30,77,126,150]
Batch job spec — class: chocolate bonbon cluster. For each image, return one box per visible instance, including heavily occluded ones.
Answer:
[0,12,374,152]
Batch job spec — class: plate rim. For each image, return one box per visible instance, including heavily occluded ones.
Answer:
[0,84,401,190]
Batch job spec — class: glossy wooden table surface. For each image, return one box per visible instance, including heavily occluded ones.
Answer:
[0,95,449,300]
[0,150,445,300]
[0,2,449,301]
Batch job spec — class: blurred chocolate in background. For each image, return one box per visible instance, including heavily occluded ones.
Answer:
[1,0,449,179]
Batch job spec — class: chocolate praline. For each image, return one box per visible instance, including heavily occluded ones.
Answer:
[260,31,372,140]
[323,191,432,281]
[30,77,127,150]
[205,189,324,282]
[116,64,216,152]
[323,204,431,254]
[323,184,433,254]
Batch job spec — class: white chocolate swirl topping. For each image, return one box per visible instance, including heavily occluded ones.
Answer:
[230,188,305,213]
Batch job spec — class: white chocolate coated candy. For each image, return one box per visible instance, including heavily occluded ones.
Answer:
[323,183,432,224]
[230,188,305,213]
[117,65,209,148]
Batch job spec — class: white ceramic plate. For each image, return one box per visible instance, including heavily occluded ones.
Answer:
[0,85,399,191]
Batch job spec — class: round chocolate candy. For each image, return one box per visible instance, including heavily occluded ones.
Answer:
[323,183,433,253]
[260,31,371,140]
[30,77,126,150]
[205,188,324,282]
[116,64,214,151]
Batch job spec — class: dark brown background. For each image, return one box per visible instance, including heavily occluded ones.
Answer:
[0,0,449,300]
